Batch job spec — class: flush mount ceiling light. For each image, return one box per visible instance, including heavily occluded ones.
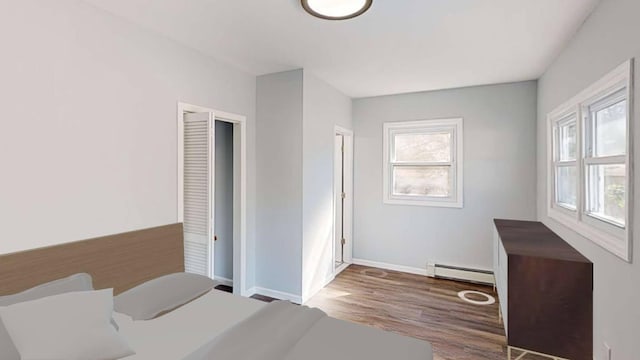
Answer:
[301,0,373,20]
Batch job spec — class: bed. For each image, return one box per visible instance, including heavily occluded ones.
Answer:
[0,224,433,360]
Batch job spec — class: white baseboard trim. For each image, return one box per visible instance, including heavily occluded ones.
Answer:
[214,276,233,287]
[352,258,495,285]
[246,286,302,304]
[335,262,350,275]
[301,271,340,304]
[352,258,428,276]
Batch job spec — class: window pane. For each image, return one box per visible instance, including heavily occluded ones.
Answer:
[586,164,625,226]
[393,166,450,197]
[556,166,577,209]
[592,99,626,157]
[394,132,451,162]
[558,119,577,161]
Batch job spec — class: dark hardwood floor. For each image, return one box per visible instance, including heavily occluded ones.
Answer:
[217,266,545,359]
[305,265,545,360]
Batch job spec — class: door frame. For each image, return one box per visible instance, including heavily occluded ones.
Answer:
[333,125,354,276]
[177,102,248,296]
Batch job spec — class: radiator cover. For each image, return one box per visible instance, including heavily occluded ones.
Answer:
[426,263,494,285]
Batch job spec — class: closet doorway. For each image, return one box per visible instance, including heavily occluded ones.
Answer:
[177,103,248,296]
[334,126,353,276]
[213,120,234,288]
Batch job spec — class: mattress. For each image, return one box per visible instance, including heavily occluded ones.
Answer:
[286,317,432,360]
[184,300,433,360]
[116,289,264,360]
[116,289,432,360]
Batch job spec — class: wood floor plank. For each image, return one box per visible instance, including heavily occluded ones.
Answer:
[305,264,549,360]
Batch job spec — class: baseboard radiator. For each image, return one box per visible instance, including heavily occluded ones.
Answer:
[426,263,494,286]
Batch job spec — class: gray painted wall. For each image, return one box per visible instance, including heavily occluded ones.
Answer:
[536,0,640,357]
[301,71,352,301]
[0,0,258,292]
[256,70,304,295]
[214,121,234,281]
[352,81,537,272]
[256,69,352,299]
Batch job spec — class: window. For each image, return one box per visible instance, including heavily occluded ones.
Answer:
[383,118,463,208]
[553,114,578,210]
[547,60,633,262]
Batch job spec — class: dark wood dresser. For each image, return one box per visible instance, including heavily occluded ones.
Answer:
[493,219,593,360]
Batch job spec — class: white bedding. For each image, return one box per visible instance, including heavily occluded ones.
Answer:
[115,289,264,360]
[184,300,432,360]
[116,289,432,360]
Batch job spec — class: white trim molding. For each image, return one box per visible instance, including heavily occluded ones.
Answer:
[352,258,428,276]
[214,276,233,287]
[246,287,303,304]
[301,272,338,304]
[383,118,464,208]
[333,125,354,273]
[353,258,495,286]
[546,59,634,262]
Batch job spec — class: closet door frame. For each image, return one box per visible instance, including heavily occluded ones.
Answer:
[177,102,248,297]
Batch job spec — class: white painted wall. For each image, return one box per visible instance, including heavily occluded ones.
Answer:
[352,81,538,272]
[0,0,258,290]
[536,0,640,357]
[301,72,352,302]
[256,70,304,296]
[214,121,234,281]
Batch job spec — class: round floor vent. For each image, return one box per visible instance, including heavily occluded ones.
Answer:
[457,290,496,305]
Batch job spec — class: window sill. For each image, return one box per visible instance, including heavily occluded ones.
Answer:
[384,197,463,208]
[548,206,630,262]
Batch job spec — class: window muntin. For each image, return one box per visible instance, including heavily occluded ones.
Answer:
[553,114,578,210]
[390,128,454,198]
[556,165,577,209]
[558,119,577,161]
[587,91,627,158]
[583,90,628,228]
[585,163,626,226]
[393,132,451,163]
[384,119,463,208]
[393,165,451,197]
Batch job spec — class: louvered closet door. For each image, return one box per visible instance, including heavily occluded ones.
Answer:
[183,112,214,277]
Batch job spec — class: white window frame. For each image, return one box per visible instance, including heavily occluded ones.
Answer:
[553,113,579,213]
[547,59,634,262]
[383,118,463,208]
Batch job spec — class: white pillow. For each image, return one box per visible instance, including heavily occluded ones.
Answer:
[0,273,93,306]
[115,272,216,320]
[0,289,135,360]
[0,273,97,360]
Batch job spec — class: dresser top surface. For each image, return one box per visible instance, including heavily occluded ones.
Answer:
[494,219,591,263]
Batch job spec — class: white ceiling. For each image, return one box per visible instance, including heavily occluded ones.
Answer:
[84,0,599,98]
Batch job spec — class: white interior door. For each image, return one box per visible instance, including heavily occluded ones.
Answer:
[182,111,215,278]
[213,120,234,284]
[343,132,353,264]
[334,134,344,265]
[334,128,354,273]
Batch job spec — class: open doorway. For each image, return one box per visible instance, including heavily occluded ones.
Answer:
[213,120,234,288]
[334,126,353,276]
[177,103,248,296]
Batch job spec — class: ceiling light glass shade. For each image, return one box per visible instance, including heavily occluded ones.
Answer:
[301,0,372,20]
